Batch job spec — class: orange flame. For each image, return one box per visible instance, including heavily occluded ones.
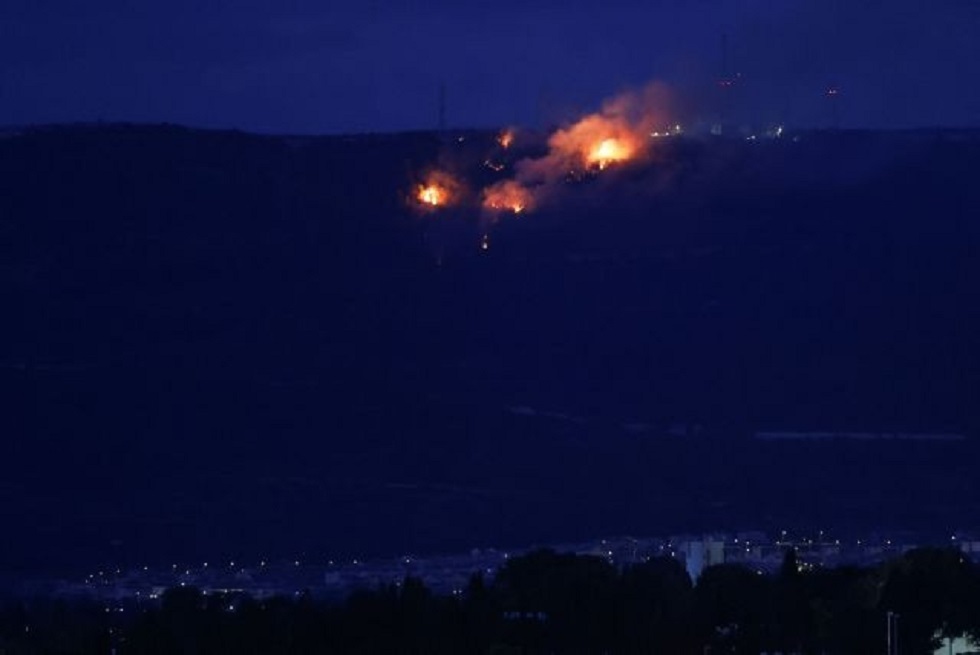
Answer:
[547,114,646,173]
[414,171,460,210]
[422,84,672,218]
[587,137,634,170]
[418,185,446,206]
[483,180,534,215]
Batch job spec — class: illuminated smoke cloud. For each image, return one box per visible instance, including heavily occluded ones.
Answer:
[482,179,535,216]
[501,82,674,208]
[414,84,673,228]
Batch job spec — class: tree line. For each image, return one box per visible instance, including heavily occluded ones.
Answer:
[2,547,979,654]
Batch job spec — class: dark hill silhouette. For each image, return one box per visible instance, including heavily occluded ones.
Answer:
[2,124,979,574]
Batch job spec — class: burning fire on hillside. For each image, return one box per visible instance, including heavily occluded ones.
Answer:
[413,83,672,219]
[414,171,462,210]
[483,180,534,215]
[548,116,645,174]
[507,84,670,198]
[587,138,634,170]
[418,185,446,206]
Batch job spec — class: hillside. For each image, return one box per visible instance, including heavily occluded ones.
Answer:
[2,124,979,573]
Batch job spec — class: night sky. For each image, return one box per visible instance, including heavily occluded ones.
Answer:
[3,0,979,134]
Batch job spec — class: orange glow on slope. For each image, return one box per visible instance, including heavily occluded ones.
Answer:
[483,180,534,215]
[497,129,515,149]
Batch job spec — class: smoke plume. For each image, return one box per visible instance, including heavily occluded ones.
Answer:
[482,83,675,216]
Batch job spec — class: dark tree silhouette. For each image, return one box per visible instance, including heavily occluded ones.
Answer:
[694,563,773,654]
[8,547,980,654]
[880,547,980,655]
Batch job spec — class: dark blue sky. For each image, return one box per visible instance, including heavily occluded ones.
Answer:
[2,0,978,133]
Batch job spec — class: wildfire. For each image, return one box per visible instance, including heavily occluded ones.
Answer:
[545,112,647,176]
[418,185,446,206]
[412,84,672,218]
[483,180,534,215]
[587,137,633,170]
[414,170,461,210]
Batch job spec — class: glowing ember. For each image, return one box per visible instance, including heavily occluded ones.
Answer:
[497,129,515,149]
[483,180,534,215]
[587,137,633,170]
